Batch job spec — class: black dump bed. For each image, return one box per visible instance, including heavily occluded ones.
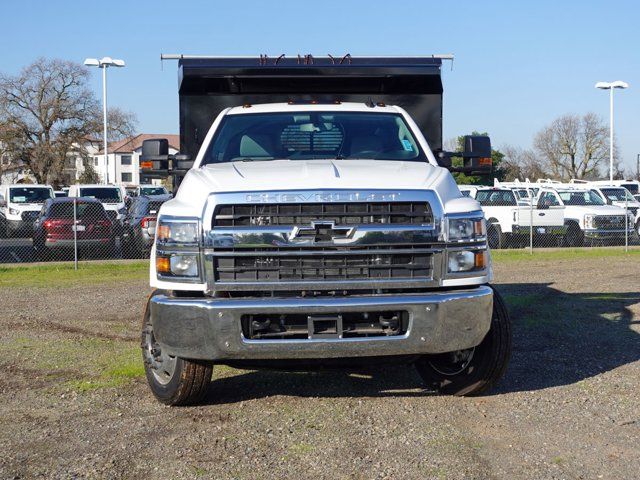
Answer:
[172,55,446,159]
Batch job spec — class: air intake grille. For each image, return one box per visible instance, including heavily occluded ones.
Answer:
[594,215,627,229]
[213,202,433,227]
[215,251,432,282]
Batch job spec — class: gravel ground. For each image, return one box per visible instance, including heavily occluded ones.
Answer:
[0,255,639,479]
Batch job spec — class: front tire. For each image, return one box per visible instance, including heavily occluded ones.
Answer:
[141,297,212,406]
[414,286,512,396]
[487,223,507,249]
[563,222,584,247]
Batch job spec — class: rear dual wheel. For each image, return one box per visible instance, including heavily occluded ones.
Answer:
[141,296,212,406]
[415,286,512,396]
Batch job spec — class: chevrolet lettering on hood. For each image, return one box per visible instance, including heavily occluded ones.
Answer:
[245,192,401,203]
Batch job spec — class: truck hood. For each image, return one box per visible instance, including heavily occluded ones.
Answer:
[196,159,445,191]
[565,204,628,215]
[166,160,477,216]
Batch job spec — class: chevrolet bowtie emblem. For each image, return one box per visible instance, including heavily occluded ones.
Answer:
[290,221,354,243]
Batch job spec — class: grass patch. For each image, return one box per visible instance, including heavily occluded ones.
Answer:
[492,247,640,263]
[287,442,315,456]
[0,261,149,288]
[2,335,145,392]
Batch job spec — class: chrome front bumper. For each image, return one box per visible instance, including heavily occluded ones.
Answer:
[150,286,493,361]
[512,225,567,235]
[584,228,633,239]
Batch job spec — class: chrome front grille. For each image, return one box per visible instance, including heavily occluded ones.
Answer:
[213,202,433,227]
[214,248,433,283]
[594,215,627,229]
[203,190,445,295]
[21,211,39,222]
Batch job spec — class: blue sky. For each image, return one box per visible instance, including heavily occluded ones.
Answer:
[2,0,639,174]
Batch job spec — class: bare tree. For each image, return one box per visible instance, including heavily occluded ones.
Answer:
[533,113,613,180]
[0,58,137,184]
[500,145,549,181]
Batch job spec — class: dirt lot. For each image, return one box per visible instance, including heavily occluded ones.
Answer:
[1,252,639,479]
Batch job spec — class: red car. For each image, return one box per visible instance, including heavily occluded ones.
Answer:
[32,198,114,260]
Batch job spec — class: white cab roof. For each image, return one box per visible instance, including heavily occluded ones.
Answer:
[226,102,403,115]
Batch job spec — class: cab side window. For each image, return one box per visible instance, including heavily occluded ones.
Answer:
[538,192,560,208]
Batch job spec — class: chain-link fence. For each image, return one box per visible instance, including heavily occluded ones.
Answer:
[0,187,638,265]
[0,194,166,266]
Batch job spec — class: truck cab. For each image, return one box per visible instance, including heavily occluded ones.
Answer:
[0,184,55,237]
[138,55,511,405]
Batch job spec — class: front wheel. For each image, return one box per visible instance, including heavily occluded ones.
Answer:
[563,223,584,247]
[414,286,512,396]
[141,297,213,406]
[487,223,507,249]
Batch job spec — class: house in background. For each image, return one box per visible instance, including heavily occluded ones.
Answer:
[93,134,180,185]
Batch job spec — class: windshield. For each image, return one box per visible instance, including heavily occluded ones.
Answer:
[475,190,517,206]
[134,200,165,216]
[557,190,605,206]
[79,188,122,203]
[203,112,426,164]
[600,188,635,203]
[9,187,53,204]
[621,183,638,195]
[139,186,167,196]
[49,202,106,219]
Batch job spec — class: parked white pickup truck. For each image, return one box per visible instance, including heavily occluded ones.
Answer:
[584,186,640,237]
[536,186,634,245]
[470,187,566,248]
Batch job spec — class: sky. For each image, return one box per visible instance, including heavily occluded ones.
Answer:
[1,0,639,175]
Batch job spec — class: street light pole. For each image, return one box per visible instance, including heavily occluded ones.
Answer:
[595,81,628,182]
[102,65,109,184]
[84,57,126,185]
[609,87,614,183]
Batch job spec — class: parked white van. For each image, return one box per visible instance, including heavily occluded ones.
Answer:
[0,184,55,237]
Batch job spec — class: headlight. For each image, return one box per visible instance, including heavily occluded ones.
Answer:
[447,217,485,242]
[156,218,199,245]
[448,250,487,273]
[584,214,595,229]
[628,212,635,224]
[156,253,199,278]
[9,208,20,216]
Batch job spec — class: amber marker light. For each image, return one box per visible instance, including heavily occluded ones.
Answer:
[156,256,171,274]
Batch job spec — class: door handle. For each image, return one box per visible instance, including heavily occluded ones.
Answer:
[538,213,545,216]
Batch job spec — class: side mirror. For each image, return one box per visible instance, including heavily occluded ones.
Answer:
[140,139,170,170]
[462,136,492,172]
[436,151,452,168]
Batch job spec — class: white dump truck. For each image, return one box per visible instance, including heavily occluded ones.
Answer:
[138,55,511,405]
